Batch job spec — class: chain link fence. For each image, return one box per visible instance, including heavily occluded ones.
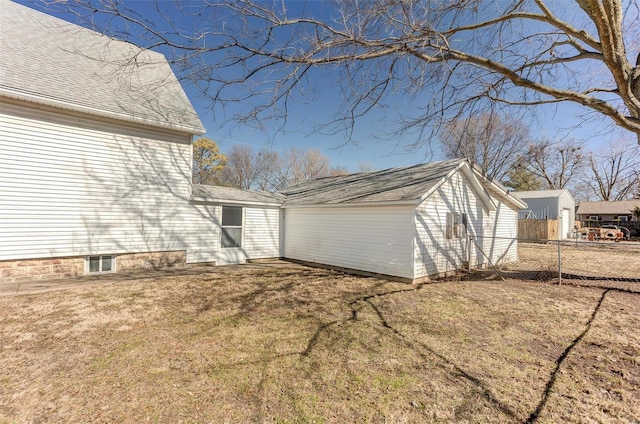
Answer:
[468,236,640,292]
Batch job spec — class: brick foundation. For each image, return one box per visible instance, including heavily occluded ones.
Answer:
[0,250,187,284]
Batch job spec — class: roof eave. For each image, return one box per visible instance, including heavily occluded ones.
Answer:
[191,197,282,207]
[417,160,467,203]
[467,163,527,210]
[1,87,206,135]
[282,199,419,208]
[460,163,497,212]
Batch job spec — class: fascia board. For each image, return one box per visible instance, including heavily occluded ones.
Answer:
[281,200,418,209]
[417,160,466,203]
[191,199,282,208]
[460,164,497,212]
[1,87,206,135]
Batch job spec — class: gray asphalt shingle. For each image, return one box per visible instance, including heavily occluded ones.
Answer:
[279,159,465,205]
[577,200,640,215]
[192,185,284,206]
[0,0,204,134]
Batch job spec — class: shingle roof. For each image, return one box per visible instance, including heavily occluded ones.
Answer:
[576,200,640,215]
[192,185,284,206]
[279,159,467,205]
[512,189,571,199]
[190,159,525,209]
[0,0,205,134]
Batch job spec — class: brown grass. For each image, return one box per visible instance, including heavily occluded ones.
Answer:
[1,261,639,423]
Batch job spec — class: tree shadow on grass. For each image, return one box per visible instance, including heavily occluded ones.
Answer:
[177,266,637,422]
[299,282,637,423]
[298,282,521,421]
[525,288,611,423]
[358,291,520,421]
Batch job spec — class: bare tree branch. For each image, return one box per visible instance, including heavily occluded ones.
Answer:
[518,139,586,189]
[40,0,640,144]
[439,112,531,182]
[581,138,640,200]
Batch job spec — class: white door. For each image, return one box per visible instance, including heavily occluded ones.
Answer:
[561,209,570,239]
[218,205,247,265]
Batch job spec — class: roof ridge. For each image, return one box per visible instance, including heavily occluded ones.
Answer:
[279,158,464,195]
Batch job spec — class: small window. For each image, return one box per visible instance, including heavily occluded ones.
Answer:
[221,206,243,248]
[446,212,467,239]
[587,216,600,221]
[86,255,115,274]
[614,216,628,222]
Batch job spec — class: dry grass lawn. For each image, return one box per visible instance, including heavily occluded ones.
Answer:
[507,242,640,291]
[516,242,640,278]
[1,261,639,423]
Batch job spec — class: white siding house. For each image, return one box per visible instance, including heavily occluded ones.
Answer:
[0,101,211,261]
[280,159,525,282]
[413,170,519,279]
[0,1,281,283]
[513,189,576,238]
[1,1,526,285]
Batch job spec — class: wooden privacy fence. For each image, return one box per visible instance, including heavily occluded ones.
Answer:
[518,219,559,240]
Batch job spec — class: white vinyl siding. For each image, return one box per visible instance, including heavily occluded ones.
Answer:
[0,101,218,263]
[414,172,518,279]
[414,173,480,278]
[215,205,280,265]
[481,201,518,265]
[244,207,280,259]
[283,205,415,279]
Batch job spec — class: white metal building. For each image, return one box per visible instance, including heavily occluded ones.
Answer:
[512,189,576,238]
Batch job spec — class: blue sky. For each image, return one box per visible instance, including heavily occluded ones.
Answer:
[15,0,633,172]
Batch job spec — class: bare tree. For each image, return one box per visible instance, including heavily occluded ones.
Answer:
[220,145,259,190]
[357,162,376,173]
[517,139,586,189]
[329,165,350,176]
[279,148,330,186]
[42,0,640,143]
[220,145,339,190]
[583,138,640,200]
[192,137,226,185]
[254,149,283,191]
[439,112,531,182]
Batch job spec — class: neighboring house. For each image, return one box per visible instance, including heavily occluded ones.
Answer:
[0,1,526,285]
[576,200,640,223]
[0,0,280,282]
[512,189,576,238]
[279,159,526,281]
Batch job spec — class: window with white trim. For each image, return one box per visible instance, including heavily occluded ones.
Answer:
[86,255,115,274]
[446,212,467,239]
[221,206,243,248]
[587,215,600,221]
[614,215,628,221]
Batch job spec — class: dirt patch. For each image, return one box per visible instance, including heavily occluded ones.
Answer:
[1,263,638,423]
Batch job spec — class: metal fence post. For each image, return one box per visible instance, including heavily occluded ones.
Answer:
[467,234,472,272]
[557,240,562,285]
